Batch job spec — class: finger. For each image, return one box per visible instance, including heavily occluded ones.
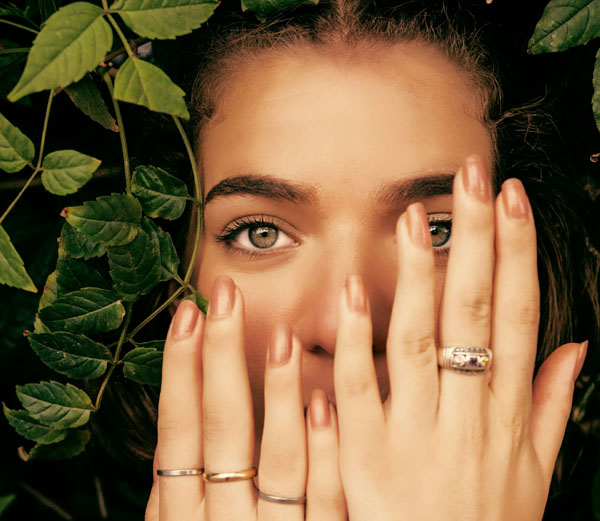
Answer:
[257,324,306,521]
[490,179,539,412]
[531,342,585,484]
[202,275,255,519]
[334,275,385,445]
[439,155,494,423]
[386,204,438,429]
[157,299,205,521]
[306,390,346,521]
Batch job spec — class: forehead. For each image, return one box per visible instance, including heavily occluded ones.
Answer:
[200,43,493,195]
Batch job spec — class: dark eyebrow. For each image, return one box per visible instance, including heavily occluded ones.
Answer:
[204,174,317,205]
[375,173,455,205]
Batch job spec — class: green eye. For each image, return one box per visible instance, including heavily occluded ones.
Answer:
[429,223,451,247]
[248,226,279,248]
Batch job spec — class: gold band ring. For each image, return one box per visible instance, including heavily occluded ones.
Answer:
[202,467,257,483]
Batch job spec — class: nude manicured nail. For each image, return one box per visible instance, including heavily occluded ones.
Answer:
[209,275,235,317]
[172,300,199,339]
[310,389,331,429]
[346,275,367,313]
[407,203,431,248]
[462,155,491,200]
[502,178,529,219]
[268,323,292,367]
[573,340,588,382]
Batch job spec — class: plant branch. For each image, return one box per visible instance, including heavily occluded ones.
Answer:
[0,47,29,55]
[172,116,203,285]
[127,285,185,341]
[17,481,73,521]
[0,19,38,34]
[95,303,133,409]
[104,11,135,59]
[103,73,131,195]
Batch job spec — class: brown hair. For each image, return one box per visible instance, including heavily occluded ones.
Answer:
[93,0,599,503]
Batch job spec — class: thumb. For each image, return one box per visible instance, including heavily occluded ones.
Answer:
[530,341,587,483]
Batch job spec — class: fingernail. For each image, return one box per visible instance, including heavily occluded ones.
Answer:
[502,178,529,219]
[407,203,431,248]
[462,155,491,200]
[209,275,235,317]
[172,300,199,339]
[309,389,331,429]
[268,323,292,367]
[346,275,367,313]
[573,340,588,382]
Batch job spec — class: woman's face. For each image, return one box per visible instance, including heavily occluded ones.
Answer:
[194,44,493,446]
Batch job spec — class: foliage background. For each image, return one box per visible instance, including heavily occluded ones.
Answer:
[0,0,599,519]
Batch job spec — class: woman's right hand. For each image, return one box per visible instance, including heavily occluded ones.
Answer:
[144,276,347,521]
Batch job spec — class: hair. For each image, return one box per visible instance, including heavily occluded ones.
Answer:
[91,0,599,512]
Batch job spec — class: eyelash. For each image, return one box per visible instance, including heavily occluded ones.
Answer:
[214,212,452,259]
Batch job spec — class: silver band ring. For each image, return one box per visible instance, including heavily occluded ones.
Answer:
[437,346,492,374]
[257,489,306,505]
[157,468,204,476]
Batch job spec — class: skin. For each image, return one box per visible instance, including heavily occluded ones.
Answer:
[146,43,584,520]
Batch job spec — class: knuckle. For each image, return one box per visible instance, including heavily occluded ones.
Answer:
[395,333,436,359]
[458,288,492,324]
[202,406,234,442]
[511,299,540,330]
[340,372,375,399]
[157,415,187,443]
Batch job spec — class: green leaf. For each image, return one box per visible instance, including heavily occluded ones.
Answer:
[0,493,16,517]
[16,381,93,429]
[65,74,118,132]
[28,331,112,379]
[110,0,218,39]
[107,220,161,301]
[132,165,190,219]
[7,2,113,101]
[38,270,58,310]
[528,0,600,54]
[0,224,37,292]
[241,0,318,22]
[59,221,106,260]
[64,193,142,247]
[41,149,101,195]
[0,112,34,173]
[135,339,165,350]
[3,404,68,444]
[182,290,208,314]
[23,429,91,461]
[56,258,110,294]
[122,347,162,385]
[143,218,179,280]
[114,57,189,118]
[38,288,125,334]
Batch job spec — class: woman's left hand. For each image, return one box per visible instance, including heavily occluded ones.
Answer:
[333,154,586,521]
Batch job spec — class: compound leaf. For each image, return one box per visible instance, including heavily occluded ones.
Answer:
[0,112,34,173]
[241,0,318,22]
[64,193,142,247]
[59,221,106,260]
[0,224,37,292]
[38,270,59,310]
[528,0,600,53]
[3,404,68,444]
[16,381,93,429]
[65,74,118,132]
[38,287,125,334]
[114,57,189,118]
[132,165,190,219]
[8,2,113,101]
[23,429,91,461]
[41,149,101,195]
[142,218,179,281]
[110,0,218,39]
[56,258,110,294]
[122,347,162,385]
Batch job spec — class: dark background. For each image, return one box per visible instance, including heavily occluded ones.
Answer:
[1,0,599,519]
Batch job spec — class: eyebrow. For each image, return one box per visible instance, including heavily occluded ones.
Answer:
[204,172,455,206]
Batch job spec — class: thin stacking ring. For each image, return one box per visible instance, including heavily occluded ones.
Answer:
[202,467,257,483]
[256,489,306,505]
[437,346,492,374]
[157,468,204,477]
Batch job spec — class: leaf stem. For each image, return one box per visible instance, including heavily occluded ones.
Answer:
[0,47,29,55]
[127,285,185,341]
[104,11,135,59]
[0,90,53,225]
[17,481,73,520]
[95,303,133,409]
[0,19,38,34]
[172,116,203,285]
[103,73,131,195]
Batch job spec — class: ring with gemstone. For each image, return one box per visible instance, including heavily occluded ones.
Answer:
[437,346,492,374]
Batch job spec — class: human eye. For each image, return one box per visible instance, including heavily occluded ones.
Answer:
[214,214,298,258]
[427,212,451,256]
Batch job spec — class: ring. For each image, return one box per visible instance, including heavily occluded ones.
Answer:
[257,489,306,505]
[437,346,492,374]
[202,467,257,483]
[157,468,204,476]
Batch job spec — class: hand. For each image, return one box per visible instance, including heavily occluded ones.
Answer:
[333,155,585,521]
[145,277,347,521]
